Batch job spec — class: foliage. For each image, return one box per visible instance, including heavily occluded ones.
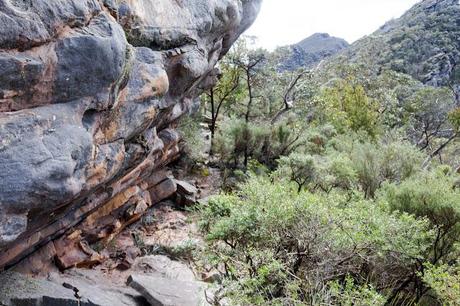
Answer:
[277,153,316,192]
[213,118,267,168]
[327,276,386,306]
[349,138,423,198]
[276,134,423,198]
[422,263,460,306]
[320,80,381,138]
[214,117,304,169]
[196,176,434,305]
[448,107,460,132]
[404,86,456,149]
[177,113,205,161]
[190,3,460,305]
[383,170,460,265]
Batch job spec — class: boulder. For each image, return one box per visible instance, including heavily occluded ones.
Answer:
[0,268,152,306]
[175,180,199,206]
[127,255,209,305]
[1,254,208,305]
[128,274,209,306]
[175,180,198,196]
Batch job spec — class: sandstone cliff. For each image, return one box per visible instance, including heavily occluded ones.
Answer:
[0,0,261,270]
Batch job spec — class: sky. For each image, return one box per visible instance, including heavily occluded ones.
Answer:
[246,0,421,50]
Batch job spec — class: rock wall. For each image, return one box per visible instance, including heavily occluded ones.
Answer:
[0,0,261,270]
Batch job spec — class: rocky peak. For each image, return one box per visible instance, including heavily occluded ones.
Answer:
[281,32,349,70]
[296,33,349,54]
[0,0,261,271]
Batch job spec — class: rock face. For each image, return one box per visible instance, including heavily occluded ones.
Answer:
[0,272,86,306]
[282,33,349,70]
[0,271,144,306]
[0,255,205,305]
[0,0,262,270]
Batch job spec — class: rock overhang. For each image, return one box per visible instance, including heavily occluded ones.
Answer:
[0,0,262,269]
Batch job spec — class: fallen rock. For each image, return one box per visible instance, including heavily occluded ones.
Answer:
[0,270,151,306]
[2,253,210,305]
[175,180,198,206]
[126,255,209,305]
[128,274,209,306]
[149,178,178,204]
[175,180,198,196]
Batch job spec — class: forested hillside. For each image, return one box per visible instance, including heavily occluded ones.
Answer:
[323,0,460,101]
[180,0,460,305]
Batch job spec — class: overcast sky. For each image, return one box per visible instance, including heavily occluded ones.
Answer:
[246,0,421,50]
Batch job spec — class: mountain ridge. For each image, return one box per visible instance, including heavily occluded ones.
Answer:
[321,0,460,99]
[281,32,349,70]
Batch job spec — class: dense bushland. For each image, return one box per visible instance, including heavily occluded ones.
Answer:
[190,12,460,303]
[197,134,460,305]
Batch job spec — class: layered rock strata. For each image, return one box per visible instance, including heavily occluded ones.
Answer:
[0,0,261,270]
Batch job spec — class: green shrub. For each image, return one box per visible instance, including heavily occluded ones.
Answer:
[320,80,381,138]
[214,118,267,168]
[214,117,304,169]
[383,171,460,264]
[349,139,423,198]
[277,153,317,192]
[422,263,460,306]
[327,276,386,306]
[177,114,206,161]
[277,136,423,198]
[196,175,433,305]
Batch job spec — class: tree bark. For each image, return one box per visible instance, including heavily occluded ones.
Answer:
[209,87,216,156]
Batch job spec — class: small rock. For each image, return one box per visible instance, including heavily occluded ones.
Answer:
[202,271,222,284]
[150,178,177,204]
[175,180,198,196]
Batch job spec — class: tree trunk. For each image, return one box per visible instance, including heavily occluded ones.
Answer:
[209,87,216,156]
[209,125,215,157]
[245,69,253,123]
[243,70,253,170]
